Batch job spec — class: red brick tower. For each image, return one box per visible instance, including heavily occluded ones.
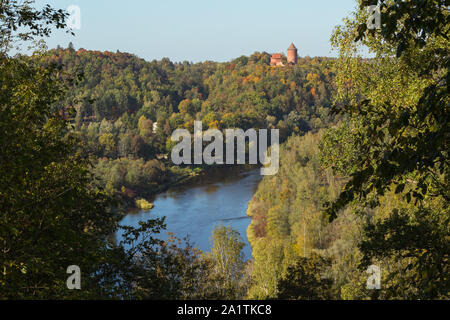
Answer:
[287,43,298,65]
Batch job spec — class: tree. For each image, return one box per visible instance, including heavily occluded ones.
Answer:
[99,132,116,157]
[178,99,194,115]
[322,0,449,299]
[277,254,335,300]
[327,0,449,220]
[137,115,153,138]
[0,0,69,54]
[206,225,248,299]
[114,218,209,299]
[0,46,119,298]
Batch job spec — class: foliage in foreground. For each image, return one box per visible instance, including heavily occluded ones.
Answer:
[0,0,249,300]
[247,0,449,300]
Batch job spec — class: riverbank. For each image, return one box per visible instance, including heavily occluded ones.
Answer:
[118,166,262,259]
[122,164,260,212]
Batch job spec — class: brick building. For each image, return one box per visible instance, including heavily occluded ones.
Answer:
[270,43,298,66]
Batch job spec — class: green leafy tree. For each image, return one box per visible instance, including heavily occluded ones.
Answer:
[327,0,449,220]
[277,254,335,300]
[0,0,69,54]
[0,1,121,298]
[206,225,248,299]
[322,0,449,299]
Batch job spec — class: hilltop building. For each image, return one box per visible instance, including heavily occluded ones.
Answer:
[270,43,298,66]
[287,43,298,64]
[270,53,283,66]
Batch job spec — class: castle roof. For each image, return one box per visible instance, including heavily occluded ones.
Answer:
[271,53,282,59]
[288,43,297,50]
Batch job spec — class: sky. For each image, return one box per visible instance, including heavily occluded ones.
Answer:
[33,0,358,63]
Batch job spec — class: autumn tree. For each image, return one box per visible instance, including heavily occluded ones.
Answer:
[277,254,335,300]
[0,0,123,298]
[205,225,249,299]
[322,0,449,298]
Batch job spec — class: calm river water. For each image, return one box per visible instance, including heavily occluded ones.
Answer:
[118,168,262,260]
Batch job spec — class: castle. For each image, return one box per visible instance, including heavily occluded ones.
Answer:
[270,43,298,66]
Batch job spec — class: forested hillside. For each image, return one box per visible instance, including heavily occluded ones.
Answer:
[48,47,335,131]
[246,131,360,299]
[246,0,449,300]
[42,47,337,205]
[248,126,448,299]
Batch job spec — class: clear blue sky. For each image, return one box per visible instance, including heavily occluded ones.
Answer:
[34,0,357,62]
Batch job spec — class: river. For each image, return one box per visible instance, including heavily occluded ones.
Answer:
[118,168,262,260]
